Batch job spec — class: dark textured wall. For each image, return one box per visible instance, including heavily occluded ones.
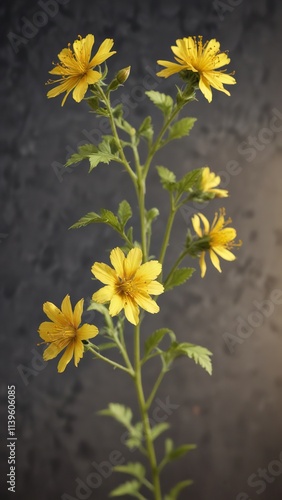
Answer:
[1,0,282,499]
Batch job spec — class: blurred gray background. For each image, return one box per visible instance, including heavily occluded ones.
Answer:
[1,0,282,499]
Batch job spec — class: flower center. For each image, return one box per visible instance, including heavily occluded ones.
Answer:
[116,278,136,297]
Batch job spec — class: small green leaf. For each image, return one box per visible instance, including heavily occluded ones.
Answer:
[176,169,201,195]
[88,151,118,171]
[151,422,170,441]
[124,422,143,450]
[138,116,154,142]
[145,90,173,117]
[110,480,141,498]
[69,209,121,232]
[114,462,145,482]
[144,329,176,358]
[167,117,196,142]
[164,480,194,500]
[65,144,98,167]
[165,268,195,291]
[156,166,176,190]
[167,444,197,461]
[118,200,132,228]
[166,342,213,375]
[98,403,133,430]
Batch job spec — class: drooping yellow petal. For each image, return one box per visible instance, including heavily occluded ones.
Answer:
[209,249,222,273]
[77,324,99,340]
[213,246,236,261]
[198,213,210,234]
[72,76,88,102]
[199,75,212,103]
[192,214,203,237]
[199,252,207,278]
[57,342,75,373]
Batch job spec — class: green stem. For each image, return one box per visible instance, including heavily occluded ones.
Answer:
[97,85,137,186]
[86,344,132,375]
[159,193,176,265]
[143,104,182,178]
[134,324,162,500]
[145,369,166,411]
[132,138,148,261]
[164,249,188,288]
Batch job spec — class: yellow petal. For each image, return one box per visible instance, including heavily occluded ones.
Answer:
[213,246,236,261]
[77,324,99,340]
[135,261,162,282]
[73,338,84,367]
[209,249,222,273]
[38,322,59,341]
[198,213,210,234]
[82,34,95,63]
[57,342,74,373]
[43,340,69,361]
[191,214,202,237]
[43,301,68,326]
[156,61,184,77]
[61,294,74,324]
[199,252,207,278]
[134,292,160,314]
[110,247,125,278]
[91,262,117,285]
[73,298,84,328]
[86,69,102,84]
[92,285,114,303]
[72,76,88,102]
[90,38,116,67]
[146,281,164,295]
[199,75,213,102]
[124,297,139,325]
[109,294,124,316]
[124,247,142,278]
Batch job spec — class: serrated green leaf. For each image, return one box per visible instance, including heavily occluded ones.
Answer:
[138,116,154,142]
[88,151,118,171]
[65,144,98,167]
[151,422,170,441]
[164,480,194,500]
[110,480,141,498]
[145,90,173,117]
[69,209,121,232]
[98,403,133,430]
[114,462,145,482]
[144,328,176,358]
[156,166,176,190]
[165,268,195,291]
[176,169,201,195]
[167,117,196,142]
[124,422,143,450]
[118,200,132,228]
[167,342,213,375]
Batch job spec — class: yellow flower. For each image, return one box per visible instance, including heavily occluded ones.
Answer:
[200,166,229,198]
[192,209,241,278]
[157,36,236,102]
[91,247,164,326]
[47,34,116,106]
[38,294,98,372]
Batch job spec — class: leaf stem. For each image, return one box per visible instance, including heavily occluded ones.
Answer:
[145,369,166,411]
[158,192,176,265]
[86,344,133,375]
